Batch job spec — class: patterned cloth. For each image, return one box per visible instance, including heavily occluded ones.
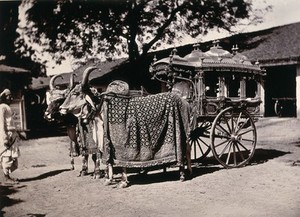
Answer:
[103,92,190,168]
[77,119,99,155]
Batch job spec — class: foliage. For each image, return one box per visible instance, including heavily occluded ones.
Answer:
[0,1,45,77]
[20,0,269,65]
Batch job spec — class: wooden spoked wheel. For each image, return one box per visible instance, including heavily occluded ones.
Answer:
[274,100,283,117]
[210,107,257,168]
[189,121,212,162]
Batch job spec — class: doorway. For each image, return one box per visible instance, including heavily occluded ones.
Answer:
[264,65,296,117]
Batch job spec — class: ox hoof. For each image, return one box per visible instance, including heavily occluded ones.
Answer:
[78,170,88,177]
[117,181,129,188]
[93,174,101,179]
[180,172,186,182]
[93,169,103,179]
[104,179,113,186]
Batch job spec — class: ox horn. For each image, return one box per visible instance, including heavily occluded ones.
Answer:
[69,73,77,89]
[49,74,63,90]
[81,66,98,88]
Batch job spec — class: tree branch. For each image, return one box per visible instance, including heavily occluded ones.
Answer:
[141,3,184,58]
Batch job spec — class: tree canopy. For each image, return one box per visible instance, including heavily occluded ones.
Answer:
[19,0,269,67]
[0,1,45,77]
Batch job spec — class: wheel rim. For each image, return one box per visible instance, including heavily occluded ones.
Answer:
[189,121,211,162]
[210,107,257,168]
[274,101,282,117]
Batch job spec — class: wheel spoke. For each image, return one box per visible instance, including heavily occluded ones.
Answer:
[235,112,242,132]
[233,141,237,166]
[214,138,231,148]
[189,122,212,161]
[225,142,233,165]
[200,133,210,138]
[240,138,255,143]
[236,117,250,133]
[199,138,210,149]
[238,127,254,136]
[215,123,231,137]
[234,142,245,161]
[196,139,205,155]
[217,140,231,158]
[237,140,251,153]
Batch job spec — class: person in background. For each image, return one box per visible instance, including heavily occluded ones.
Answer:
[0,89,20,184]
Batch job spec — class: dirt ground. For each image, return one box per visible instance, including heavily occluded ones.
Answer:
[0,117,300,217]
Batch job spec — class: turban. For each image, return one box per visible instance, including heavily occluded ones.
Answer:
[0,89,12,97]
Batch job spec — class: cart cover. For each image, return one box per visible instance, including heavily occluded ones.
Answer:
[103,92,190,168]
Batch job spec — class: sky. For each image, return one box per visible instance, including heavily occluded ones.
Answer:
[27,0,300,76]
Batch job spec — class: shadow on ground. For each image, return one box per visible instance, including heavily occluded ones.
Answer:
[19,169,69,182]
[0,169,69,216]
[126,148,289,187]
[250,148,289,164]
[0,185,24,217]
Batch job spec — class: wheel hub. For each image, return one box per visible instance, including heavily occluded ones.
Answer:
[231,134,240,142]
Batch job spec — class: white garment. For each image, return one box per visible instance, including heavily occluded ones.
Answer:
[92,115,104,153]
[0,103,20,158]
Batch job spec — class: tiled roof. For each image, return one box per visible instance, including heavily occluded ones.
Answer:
[0,64,30,74]
[155,22,300,67]
[31,58,126,89]
[238,22,300,65]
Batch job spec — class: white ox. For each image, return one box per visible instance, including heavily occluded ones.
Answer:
[59,67,104,179]
[60,68,192,188]
[44,74,80,171]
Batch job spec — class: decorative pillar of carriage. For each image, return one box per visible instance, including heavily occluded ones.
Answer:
[150,40,266,169]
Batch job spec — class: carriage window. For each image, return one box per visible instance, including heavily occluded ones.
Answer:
[246,79,257,98]
[226,76,240,97]
[204,74,218,97]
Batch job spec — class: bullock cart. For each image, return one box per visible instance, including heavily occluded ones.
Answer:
[58,68,192,185]
[150,42,265,168]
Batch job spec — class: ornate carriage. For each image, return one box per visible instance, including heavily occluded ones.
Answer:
[150,41,265,168]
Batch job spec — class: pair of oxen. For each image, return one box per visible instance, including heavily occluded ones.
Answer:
[45,67,192,188]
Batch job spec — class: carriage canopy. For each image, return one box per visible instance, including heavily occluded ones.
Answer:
[150,41,265,82]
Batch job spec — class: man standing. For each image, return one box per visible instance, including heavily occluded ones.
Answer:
[0,89,20,184]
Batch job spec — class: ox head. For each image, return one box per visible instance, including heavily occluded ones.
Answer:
[59,67,99,119]
[44,73,76,121]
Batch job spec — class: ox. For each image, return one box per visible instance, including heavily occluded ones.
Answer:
[59,68,192,187]
[59,67,104,179]
[101,80,192,187]
[44,74,80,171]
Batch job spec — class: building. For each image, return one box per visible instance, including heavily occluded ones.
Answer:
[0,63,30,132]
[234,22,300,117]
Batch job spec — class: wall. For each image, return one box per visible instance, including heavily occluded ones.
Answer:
[297,64,300,118]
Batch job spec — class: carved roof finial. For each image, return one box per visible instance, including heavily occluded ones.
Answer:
[232,44,239,54]
[212,40,220,48]
[193,43,200,50]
